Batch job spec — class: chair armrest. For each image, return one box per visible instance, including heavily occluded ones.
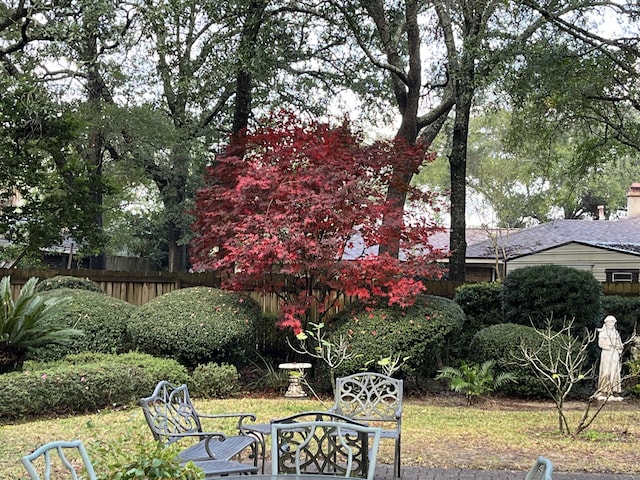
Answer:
[198,412,257,431]
[198,412,256,420]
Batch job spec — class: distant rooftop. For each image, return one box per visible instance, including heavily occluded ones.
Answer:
[466,216,640,260]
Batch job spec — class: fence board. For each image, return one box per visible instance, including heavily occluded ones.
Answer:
[602,282,640,297]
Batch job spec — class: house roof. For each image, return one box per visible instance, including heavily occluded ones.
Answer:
[426,228,510,252]
[505,240,640,260]
[466,216,640,260]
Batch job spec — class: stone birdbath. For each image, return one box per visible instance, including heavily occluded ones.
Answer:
[278,362,312,398]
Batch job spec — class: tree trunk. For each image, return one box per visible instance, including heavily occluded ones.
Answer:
[448,92,472,282]
[232,0,267,135]
[167,221,186,272]
[362,0,454,267]
[85,33,107,270]
[376,0,423,257]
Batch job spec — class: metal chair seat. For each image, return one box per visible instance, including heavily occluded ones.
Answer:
[179,435,258,462]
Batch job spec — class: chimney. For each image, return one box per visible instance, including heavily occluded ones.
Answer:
[627,183,640,218]
[597,205,605,220]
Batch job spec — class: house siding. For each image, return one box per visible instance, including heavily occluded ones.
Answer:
[505,242,640,282]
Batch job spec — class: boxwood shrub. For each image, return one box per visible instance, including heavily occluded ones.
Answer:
[503,265,602,333]
[127,287,261,368]
[36,275,104,293]
[330,294,466,380]
[190,362,240,398]
[601,295,640,343]
[0,352,189,419]
[453,281,504,355]
[29,288,136,361]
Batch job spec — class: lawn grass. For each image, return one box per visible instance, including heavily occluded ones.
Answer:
[1,396,639,478]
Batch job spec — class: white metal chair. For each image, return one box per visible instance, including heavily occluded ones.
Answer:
[271,420,382,480]
[330,372,403,478]
[524,456,553,480]
[21,439,97,480]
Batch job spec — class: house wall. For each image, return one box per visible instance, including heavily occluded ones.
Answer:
[505,242,640,282]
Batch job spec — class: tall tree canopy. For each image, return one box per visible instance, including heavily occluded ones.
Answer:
[2,0,639,276]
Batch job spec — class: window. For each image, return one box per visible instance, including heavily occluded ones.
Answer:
[612,272,633,282]
[605,269,639,283]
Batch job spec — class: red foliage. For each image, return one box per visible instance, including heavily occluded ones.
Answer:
[190,112,446,333]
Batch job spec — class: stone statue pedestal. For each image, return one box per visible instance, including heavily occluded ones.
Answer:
[279,362,312,398]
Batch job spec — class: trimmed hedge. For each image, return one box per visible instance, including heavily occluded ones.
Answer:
[0,352,189,419]
[330,294,466,379]
[36,275,105,294]
[29,288,136,361]
[190,362,240,398]
[503,265,602,333]
[601,296,640,343]
[127,287,261,368]
[453,282,504,355]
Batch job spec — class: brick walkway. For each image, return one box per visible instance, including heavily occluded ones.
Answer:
[261,462,638,480]
[376,464,639,480]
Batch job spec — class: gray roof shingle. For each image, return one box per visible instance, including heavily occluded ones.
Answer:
[466,216,640,259]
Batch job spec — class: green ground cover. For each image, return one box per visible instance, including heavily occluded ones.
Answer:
[1,396,638,478]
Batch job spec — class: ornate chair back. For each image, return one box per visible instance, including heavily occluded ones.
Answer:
[140,380,204,444]
[271,420,382,480]
[21,440,97,480]
[331,372,403,477]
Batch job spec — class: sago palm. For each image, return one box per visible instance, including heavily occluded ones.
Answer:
[0,276,80,373]
[436,360,517,405]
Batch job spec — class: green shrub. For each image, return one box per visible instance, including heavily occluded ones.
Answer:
[0,276,81,373]
[0,352,189,419]
[330,294,466,380]
[627,355,640,396]
[36,275,105,294]
[29,288,136,361]
[91,433,204,480]
[601,296,639,343]
[468,323,582,398]
[453,282,504,355]
[190,362,240,398]
[503,265,602,332]
[127,287,261,368]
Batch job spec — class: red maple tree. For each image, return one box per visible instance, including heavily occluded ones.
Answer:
[190,112,447,333]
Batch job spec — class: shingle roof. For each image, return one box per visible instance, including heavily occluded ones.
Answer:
[466,216,640,259]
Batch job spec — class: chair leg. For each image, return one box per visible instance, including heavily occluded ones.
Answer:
[394,439,401,478]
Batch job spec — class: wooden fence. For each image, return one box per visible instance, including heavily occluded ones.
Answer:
[2,268,637,315]
[1,268,462,317]
[601,282,640,297]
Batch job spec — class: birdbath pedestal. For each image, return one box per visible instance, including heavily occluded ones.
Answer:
[278,362,312,398]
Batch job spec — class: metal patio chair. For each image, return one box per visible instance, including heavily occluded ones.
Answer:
[271,419,382,480]
[21,439,97,480]
[330,372,403,478]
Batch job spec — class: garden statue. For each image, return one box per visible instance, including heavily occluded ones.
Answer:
[596,315,624,400]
